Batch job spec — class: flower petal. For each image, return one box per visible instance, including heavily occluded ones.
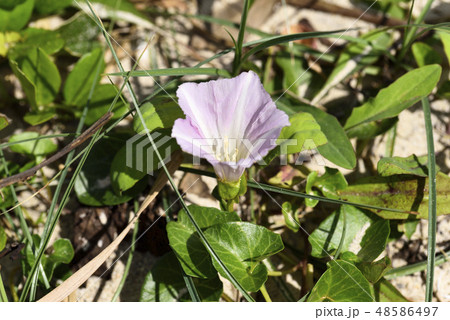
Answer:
[173,71,290,182]
[171,118,217,164]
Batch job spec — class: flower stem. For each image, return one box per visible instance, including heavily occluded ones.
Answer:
[260,284,272,302]
[267,263,301,277]
[226,200,235,212]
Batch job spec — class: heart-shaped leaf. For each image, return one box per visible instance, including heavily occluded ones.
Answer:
[308,260,374,302]
[204,221,284,292]
[309,205,374,258]
[167,205,240,279]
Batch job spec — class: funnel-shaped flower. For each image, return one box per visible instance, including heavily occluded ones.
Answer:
[172,71,290,182]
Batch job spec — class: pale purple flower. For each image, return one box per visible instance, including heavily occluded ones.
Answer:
[172,71,290,182]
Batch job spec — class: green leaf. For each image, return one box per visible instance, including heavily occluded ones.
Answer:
[412,42,442,67]
[439,32,450,65]
[23,236,74,283]
[44,238,74,280]
[48,239,74,264]
[75,137,146,206]
[140,252,222,302]
[64,48,105,107]
[356,256,392,284]
[266,112,327,164]
[344,65,442,129]
[9,132,57,161]
[110,129,179,193]
[83,84,128,125]
[34,0,71,14]
[0,0,34,32]
[305,171,319,207]
[357,220,390,262]
[0,225,6,252]
[133,100,184,133]
[23,109,56,125]
[373,278,409,302]
[10,48,61,108]
[298,106,356,169]
[57,13,101,56]
[377,154,430,177]
[110,145,146,195]
[8,28,64,59]
[0,113,10,131]
[309,205,373,258]
[9,58,37,108]
[338,173,450,219]
[204,221,284,292]
[399,219,420,239]
[308,260,374,302]
[314,167,348,199]
[346,117,398,139]
[167,205,240,279]
[281,201,300,232]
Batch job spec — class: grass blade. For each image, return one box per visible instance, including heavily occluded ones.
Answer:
[232,0,250,75]
[178,166,416,214]
[385,249,449,279]
[422,97,437,302]
[399,0,435,59]
[0,273,8,302]
[108,67,230,78]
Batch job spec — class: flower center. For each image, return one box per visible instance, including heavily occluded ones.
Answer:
[214,136,241,163]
